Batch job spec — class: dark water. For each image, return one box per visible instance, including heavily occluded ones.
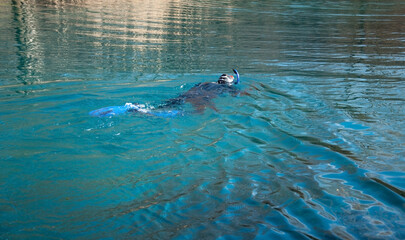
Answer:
[1,0,404,239]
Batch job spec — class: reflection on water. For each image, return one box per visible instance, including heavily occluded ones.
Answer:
[0,0,404,239]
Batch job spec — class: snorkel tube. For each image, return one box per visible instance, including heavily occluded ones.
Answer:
[233,69,240,84]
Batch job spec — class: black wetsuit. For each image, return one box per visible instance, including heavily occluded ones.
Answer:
[159,82,240,111]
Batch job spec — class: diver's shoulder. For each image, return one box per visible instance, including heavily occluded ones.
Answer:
[199,82,217,85]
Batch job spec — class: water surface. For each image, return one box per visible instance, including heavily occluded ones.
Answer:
[1,0,404,239]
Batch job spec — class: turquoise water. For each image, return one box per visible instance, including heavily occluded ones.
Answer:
[1,0,404,239]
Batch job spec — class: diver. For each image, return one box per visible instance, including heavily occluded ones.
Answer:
[89,69,244,117]
[155,69,242,113]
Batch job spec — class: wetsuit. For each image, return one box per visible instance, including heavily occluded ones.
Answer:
[159,82,240,111]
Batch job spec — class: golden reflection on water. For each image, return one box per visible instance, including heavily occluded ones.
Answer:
[12,0,239,46]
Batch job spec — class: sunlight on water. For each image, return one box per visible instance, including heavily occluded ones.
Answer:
[0,0,404,239]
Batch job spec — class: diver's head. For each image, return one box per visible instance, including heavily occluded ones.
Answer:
[217,74,234,85]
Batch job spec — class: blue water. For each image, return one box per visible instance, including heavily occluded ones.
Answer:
[1,0,404,239]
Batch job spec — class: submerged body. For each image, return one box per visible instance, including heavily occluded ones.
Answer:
[159,81,240,113]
